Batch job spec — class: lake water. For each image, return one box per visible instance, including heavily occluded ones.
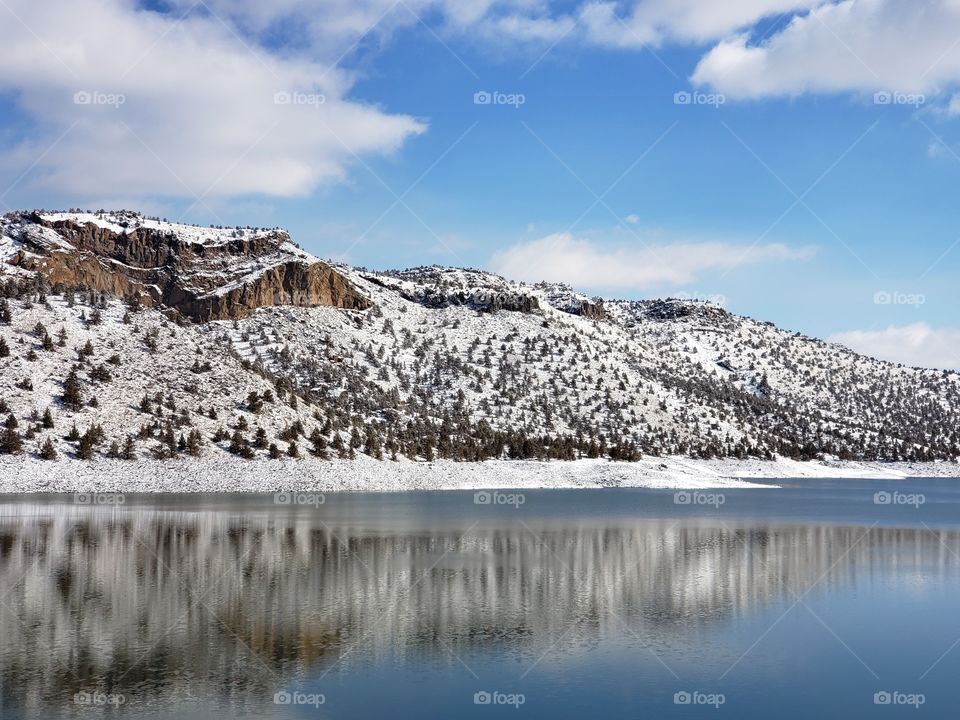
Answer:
[1,478,959,718]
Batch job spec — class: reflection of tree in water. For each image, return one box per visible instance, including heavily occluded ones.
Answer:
[0,506,957,712]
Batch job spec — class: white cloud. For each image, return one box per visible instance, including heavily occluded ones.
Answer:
[573,0,823,48]
[0,0,425,202]
[484,0,823,49]
[489,231,815,291]
[829,323,960,370]
[158,0,824,59]
[693,0,960,99]
[163,0,472,62]
[5,0,958,205]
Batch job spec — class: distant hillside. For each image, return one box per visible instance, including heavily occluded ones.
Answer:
[0,209,957,464]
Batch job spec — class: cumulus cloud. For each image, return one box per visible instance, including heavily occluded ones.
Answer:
[155,0,960,114]
[693,0,960,99]
[0,0,425,202]
[829,323,960,370]
[489,232,815,291]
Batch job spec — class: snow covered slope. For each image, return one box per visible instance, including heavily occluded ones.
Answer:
[0,209,957,467]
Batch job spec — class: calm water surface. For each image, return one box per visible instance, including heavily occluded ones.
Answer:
[1,478,959,718]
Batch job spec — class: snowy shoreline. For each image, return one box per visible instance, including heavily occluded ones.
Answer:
[1,456,958,493]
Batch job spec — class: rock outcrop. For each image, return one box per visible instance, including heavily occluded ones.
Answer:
[367,267,542,314]
[533,282,606,320]
[2,212,369,321]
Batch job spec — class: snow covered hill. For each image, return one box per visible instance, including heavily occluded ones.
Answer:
[0,209,957,467]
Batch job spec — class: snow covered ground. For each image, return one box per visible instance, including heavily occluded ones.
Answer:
[1,457,958,494]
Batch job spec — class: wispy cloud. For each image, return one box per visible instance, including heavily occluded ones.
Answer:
[829,323,960,370]
[489,231,816,292]
[165,0,823,54]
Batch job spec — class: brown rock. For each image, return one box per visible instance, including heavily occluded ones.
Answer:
[6,213,369,321]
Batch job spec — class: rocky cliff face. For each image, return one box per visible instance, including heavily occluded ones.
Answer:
[1,211,369,321]
[180,260,370,322]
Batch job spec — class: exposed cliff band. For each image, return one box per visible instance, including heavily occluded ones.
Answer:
[4,212,369,321]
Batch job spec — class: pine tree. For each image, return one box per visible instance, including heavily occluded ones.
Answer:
[229,429,250,457]
[39,437,57,460]
[61,368,83,410]
[164,423,177,455]
[310,428,328,458]
[0,427,22,454]
[364,428,383,460]
[253,427,268,449]
[89,364,112,383]
[187,429,203,457]
[77,432,95,460]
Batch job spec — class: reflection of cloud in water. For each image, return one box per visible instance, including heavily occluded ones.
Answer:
[0,504,958,713]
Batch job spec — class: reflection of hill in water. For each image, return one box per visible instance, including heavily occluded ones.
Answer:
[0,505,958,709]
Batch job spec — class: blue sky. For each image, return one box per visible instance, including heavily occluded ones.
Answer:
[0,0,959,367]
